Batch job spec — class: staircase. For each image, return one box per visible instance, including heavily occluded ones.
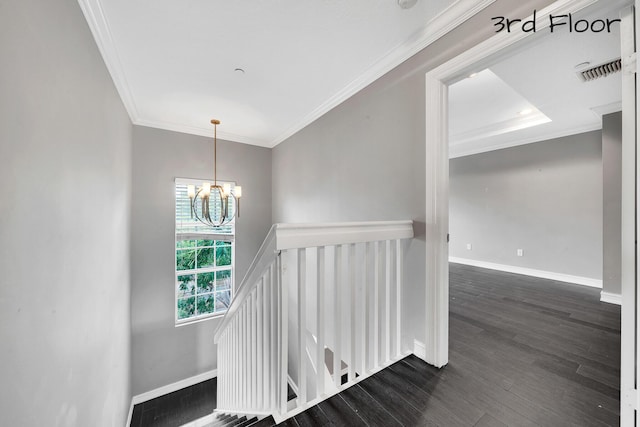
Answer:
[212,221,414,424]
[198,413,274,427]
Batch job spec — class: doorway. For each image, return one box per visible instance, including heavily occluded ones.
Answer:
[423,0,637,423]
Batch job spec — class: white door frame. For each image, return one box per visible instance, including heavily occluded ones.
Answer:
[424,0,634,383]
[620,4,638,424]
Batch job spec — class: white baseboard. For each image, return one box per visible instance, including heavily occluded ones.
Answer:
[449,257,602,289]
[132,369,218,406]
[126,399,134,427]
[413,339,426,362]
[600,291,622,305]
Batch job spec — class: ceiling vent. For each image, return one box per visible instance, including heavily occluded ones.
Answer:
[577,58,622,82]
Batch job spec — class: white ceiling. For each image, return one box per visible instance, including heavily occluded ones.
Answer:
[79,0,495,147]
[448,5,623,158]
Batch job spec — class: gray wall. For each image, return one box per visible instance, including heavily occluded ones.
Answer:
[131,126,272,395]
[449,132,603,281]
[603,112,622,295]
[0,0,132,425]
[272,0,555,346]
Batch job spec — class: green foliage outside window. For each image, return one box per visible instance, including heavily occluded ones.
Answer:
[176,239,233,321]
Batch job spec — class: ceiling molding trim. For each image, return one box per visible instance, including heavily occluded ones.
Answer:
[449,122,602,159]
[134,118,270,147]
[450,111,552,145]
[77,0,140,122]
[270,0,497,147]
[591,101,623,116]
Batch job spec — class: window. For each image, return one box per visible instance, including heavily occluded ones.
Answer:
[175,178,236,324]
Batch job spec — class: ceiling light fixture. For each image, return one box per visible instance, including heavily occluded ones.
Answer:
[397,0,418,9]
[187,119,242,226]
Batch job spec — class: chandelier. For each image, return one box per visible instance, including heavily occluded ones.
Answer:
[187,119,242,227]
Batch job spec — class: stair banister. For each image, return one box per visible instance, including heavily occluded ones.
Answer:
[214,224,278,341]
[213,220,414,423]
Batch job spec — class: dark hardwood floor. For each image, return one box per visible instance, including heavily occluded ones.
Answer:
[130,263,621,426]
[129,378,217,426]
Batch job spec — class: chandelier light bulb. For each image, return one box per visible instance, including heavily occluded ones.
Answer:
[202,182,211,197]
[234,186,242,198]
[223,183,231,197]
[187,184,195,199]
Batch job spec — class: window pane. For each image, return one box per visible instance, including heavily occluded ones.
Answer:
[177,274,195,297]
[196,247,216,268]
[177,240,196,249]
[176,249,195,270]
[216,270,232,291]
[197,294,215,315]
[176,181,235,322]
[177,297,195,320]
[216,245,232,266]
[197,272,215,293]
[215,290,232,311]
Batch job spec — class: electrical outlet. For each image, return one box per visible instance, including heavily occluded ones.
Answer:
[466,243,472,250]
[517,249,524,257]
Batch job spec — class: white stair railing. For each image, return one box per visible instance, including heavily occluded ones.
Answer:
[213,221,414,423]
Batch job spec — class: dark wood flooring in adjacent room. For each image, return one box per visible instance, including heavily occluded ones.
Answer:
[130,263,621,426]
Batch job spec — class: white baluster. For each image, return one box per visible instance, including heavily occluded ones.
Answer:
[279,253,288,416]
[270,262,277,410]
[316,246,325,397]
[247,300,252,409]
[362,242,370,374]
[234,316,239,409]
[333,245,342,387]
[240,304,246,409]
[348,243,356,382]
[248,295,253,409]
[395,239,402,358]
[252,291,258,410]
[262,271,270,411]
[223,331,227,408]
[297,248,307,404]
[385,239,391,363]
[257,280,264,411]
[373,242,380,369]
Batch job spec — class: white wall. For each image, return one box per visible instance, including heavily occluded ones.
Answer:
[0,0,133,425]
[449,131,603,282]
[131,126,272,395]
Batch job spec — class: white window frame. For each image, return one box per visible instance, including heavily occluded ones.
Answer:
[174,177,236,326]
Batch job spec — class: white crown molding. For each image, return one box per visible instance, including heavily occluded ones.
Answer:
[269,0,497,147]
[77,0,140,122]
[449,257,603,289]
[134,118,270,147]
[449,122,602,158]
[450,111,551,145]
[600,291,622,305]
[591,101,623,117]
[80,0,495,147]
